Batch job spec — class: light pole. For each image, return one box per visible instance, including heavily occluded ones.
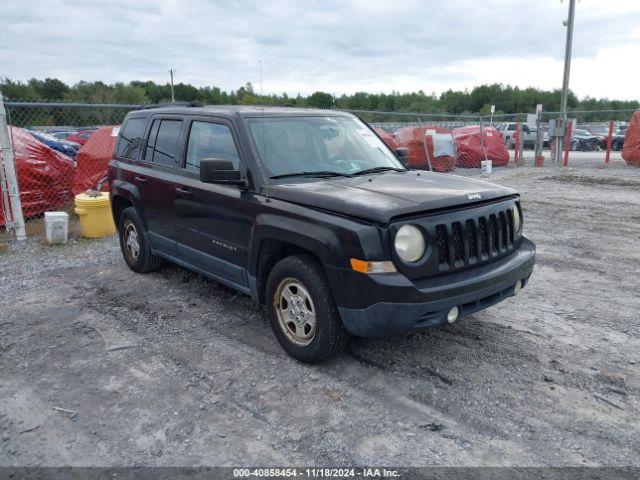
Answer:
[558,0,576,163]
[561,0,576,119]
[169,69,176,102]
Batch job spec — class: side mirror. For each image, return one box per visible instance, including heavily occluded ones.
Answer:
[394,147,410,167]
[200,158,246,187]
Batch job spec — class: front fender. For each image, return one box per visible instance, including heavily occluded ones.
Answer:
[248,214,346,273]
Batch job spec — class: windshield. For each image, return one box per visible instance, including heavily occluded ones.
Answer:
[51,132,71,139]
[32,131,59,142]
[246,116,404,179]
[587,126,608,135]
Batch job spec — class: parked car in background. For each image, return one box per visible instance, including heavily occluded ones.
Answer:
[581,124,611,149]
[49,130,78,140]
[66,129,96,145]
[570,129,600,151]
[611,129,625,151]
[1,127,76,226]
[496,123,536,149]
[615,125,628,138]
[29,130,80,159]
[529,125,550,148]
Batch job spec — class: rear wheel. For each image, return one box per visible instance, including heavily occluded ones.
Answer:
[266,255,349,363]
[118,207,161,273]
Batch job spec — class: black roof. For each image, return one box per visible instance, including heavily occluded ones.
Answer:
[131,104,354,118]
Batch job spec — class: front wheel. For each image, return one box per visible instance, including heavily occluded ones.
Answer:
[266,255,349,363]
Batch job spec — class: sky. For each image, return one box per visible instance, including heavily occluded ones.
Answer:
[1,0,639,100]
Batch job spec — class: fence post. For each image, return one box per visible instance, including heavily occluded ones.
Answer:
[416,115,433,171]
[479,116,488,164]
[534,110,544,163]
[0,91,26,241]
[0,144,11,228]
[604,119,614,164]
[514,122,520,164]
[519,121,525,159]
[563,119,573,167]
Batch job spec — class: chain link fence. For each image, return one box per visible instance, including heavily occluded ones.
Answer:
[1,98,638,242]
[359,109,638,170]
[536,109,636,168]
[0,100,138,242]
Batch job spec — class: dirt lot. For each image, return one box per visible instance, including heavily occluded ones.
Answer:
[1,162,639,467]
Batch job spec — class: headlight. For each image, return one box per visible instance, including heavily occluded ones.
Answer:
[513,205,522,234]
[394,224,425,262]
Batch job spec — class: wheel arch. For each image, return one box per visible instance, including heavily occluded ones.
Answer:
[254,238,326,304]
[249,218,347,305]
[110,180,146,230]
[111,195,132,227]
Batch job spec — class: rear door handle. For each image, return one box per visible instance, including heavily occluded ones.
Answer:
[176,187,192,197]
[134,176,147,183]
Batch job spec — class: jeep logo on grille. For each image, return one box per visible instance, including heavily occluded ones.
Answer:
[467,193,482,200]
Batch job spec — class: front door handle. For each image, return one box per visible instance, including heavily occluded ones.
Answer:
[176,187,192,197]
[134,176,147,183]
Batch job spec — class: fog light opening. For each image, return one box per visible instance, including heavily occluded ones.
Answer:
[447,306,460,324]
[514,280,524,296]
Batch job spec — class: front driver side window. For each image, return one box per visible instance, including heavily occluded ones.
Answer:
[185,122,240,171]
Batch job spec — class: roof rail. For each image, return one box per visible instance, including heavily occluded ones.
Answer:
[141,101,203,109]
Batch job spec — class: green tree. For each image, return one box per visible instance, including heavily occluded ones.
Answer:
[306,91,334,109]
[1,77,637,120]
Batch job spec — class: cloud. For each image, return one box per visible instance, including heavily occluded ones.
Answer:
[0,0,638,100]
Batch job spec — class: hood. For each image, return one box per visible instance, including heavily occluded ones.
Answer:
[265,171,517,224]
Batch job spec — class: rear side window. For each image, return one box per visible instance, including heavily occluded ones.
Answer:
[144,119,183,167]
[116,117,146,159]
[185,121,240,171]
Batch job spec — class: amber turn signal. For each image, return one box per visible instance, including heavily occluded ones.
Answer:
[350,258,397,274]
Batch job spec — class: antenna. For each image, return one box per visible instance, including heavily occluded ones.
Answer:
[258,60,263,97]
[169,69,176,102]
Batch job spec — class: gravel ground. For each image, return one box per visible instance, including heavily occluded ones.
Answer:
[1,163,639,467]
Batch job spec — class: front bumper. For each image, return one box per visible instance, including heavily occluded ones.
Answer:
[326,237,535,338]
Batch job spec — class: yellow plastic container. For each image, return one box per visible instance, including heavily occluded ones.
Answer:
[74,192,116,238]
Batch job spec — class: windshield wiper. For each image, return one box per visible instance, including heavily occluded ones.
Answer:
[352,166,405,176]
[269,171,353,179]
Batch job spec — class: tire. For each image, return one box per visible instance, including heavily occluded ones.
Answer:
[266,254,349,363]
[118,206,161,273]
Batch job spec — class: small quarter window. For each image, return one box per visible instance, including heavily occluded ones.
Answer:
[185,122,240,171]
[116,117,146,159]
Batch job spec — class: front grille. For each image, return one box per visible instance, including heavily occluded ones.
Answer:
[465,219,477,261]
[436,225,449,267]
[451,222,464,264]
[435,206,517,272]
[478,217,489,257]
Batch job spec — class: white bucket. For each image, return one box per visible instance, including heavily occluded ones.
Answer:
[44,211,69,244]
[481,160,493,174]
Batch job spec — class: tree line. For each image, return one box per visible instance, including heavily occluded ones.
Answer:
[1,77,637,126]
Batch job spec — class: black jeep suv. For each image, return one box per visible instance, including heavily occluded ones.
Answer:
[109,106,535,363]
